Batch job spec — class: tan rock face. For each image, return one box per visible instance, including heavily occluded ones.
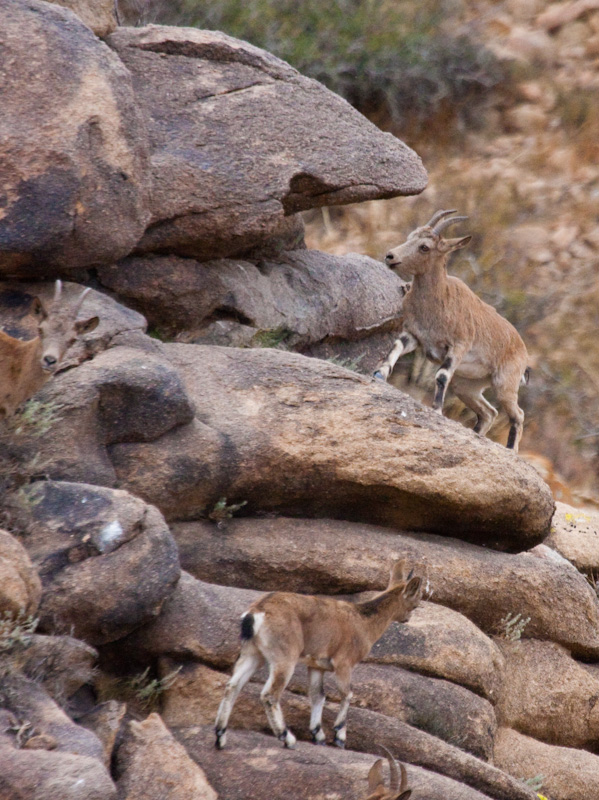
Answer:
[546,500,599,570]
[110,344,553,548]
[0,0,150,277]
[494,727,599,800]
[115,713,217,800]
[12,481,180,644]
[496,639,599,749]
[78,701,126,769]
[0,528,41,616]
[175,725,510,800]
[97,250,407,345]
[44,0,117,37]
[106,25,426,261]
[170,517,599,658]
[160,660,535,800]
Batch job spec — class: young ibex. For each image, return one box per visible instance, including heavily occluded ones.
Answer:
[214,560,422,750]
[0,280,99,417]
[373,210,529,452]
[365,748,412,800]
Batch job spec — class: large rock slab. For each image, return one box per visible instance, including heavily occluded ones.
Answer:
[546,500,599,571]
[115,714,217,800]
[12,481,180,644]
[170,517,599,658]
[494,727,599,800]
[106,25,426,260]
[496,639,599,749]
[161,661,535,800]
[97,250,407,344]
[176,725,496,800]
[28,345,194,486]
[0,528,41,616]
[0,0,149,277]
[110,344,553,548]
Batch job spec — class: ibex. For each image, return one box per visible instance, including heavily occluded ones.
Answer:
[365,748,412,800]
[215,560,422,750]
[0,280,99,417]
[373,210,529,452]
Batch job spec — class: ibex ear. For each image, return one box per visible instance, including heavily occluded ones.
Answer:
[438,235,471,253]
[31,297,47,321]
[368,759,385,791]
[404,575,422,600]
[389,559,408,588]
[74,316,99,335]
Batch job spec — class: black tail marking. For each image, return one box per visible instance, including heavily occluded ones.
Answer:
[240,613,254,641]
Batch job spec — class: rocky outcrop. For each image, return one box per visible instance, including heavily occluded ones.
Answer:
[0,0,149,277]
[115,714,217,800]
[97,250,407,345]
[161,661,534,800]
[171,517,599,657]
[0,528,41,616]
[176,725,519,800]
[111,344,553,547]
[12,482,180,644]
[494,727,599,800]
[496,639,599,749]
[106,26,427,261]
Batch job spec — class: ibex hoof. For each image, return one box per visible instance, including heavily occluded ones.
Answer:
[280,730,297,749]
[215,729,227,750]
[333,737,346,749]
[373,370,386,382]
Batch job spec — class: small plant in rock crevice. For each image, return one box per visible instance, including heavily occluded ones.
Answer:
[497,612,531,642]
[0,610,38,654]
[208,497,248,528]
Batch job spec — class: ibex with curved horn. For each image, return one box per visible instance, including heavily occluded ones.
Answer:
[365,747,412,800]
[373,210,529,452]
[0,280,99,417]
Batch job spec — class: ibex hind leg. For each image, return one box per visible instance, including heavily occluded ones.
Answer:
[215,645,263,749]
[332,666,353,749]
[495,378,524,453]
[260,662,297,748]
[451,377,497,437]
[308,669,327,744]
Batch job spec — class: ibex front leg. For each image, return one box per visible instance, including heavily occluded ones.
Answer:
[432,344,468,413]
[373,332,417,382]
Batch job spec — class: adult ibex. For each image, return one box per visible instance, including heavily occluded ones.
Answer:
[374,210,529,452]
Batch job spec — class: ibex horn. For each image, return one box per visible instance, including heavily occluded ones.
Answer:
[380,746,401,793]
[424,209,457,228]
[432,216,468,236]
[73,287,91,313]
[53,279,62,303]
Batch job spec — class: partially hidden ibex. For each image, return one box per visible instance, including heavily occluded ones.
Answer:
[215,560,422,750]
[373,210,529,452]
[0,280,99,417]
[365,748,412,800]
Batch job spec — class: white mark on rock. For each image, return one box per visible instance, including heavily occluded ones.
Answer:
[95,520,123,554]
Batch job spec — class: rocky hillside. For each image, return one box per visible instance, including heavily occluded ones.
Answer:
[1,2,599,800]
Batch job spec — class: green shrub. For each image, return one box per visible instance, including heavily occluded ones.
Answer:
[122,0,507,135]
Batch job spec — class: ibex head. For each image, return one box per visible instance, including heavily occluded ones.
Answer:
[365,748,412,800]
[36,280,99,373]
[384,209,471,280]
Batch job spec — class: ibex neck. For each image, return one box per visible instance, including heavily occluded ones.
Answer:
[356,589,404,645]
[412,257,448,296]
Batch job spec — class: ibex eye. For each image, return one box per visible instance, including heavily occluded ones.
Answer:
[419,244,430,253]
